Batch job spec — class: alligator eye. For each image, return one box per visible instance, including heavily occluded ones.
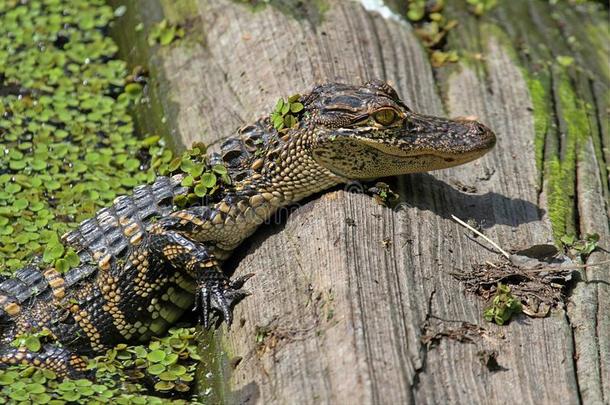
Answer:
[373,109,397,125]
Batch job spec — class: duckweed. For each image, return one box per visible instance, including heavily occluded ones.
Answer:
[406,0,427,22]
[270,94,304,131]
[0,328,199,404]
[0,0,166,275]
[157,144,232,207]
[0,0,205,402]
[405,0,460,67]
[87,327,202,397]
[465,0,497,16]
[10,329,54,353]
[147,19,185,46]
[560,232,600,259]
[483,283,522,325]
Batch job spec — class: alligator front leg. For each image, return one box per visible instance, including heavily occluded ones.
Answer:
[136,211,252,328]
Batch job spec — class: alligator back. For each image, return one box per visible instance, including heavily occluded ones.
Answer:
[0,175,187,322]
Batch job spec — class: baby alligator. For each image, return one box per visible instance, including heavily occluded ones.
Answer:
[0,81,495,376]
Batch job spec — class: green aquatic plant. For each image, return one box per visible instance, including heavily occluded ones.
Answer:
[483,283,522,325]
[147,19,186,46]
[0,364,196,404]
[0,0,206,402]
[0,0,165,275]
[270,94,304,131]
[405,0,460,67]
[465,0,497,16]
[88,327,202,395]
[10,329,54,353]
[157,144,232,208]
[560,233,600,259]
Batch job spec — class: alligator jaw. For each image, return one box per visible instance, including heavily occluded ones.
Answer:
[353,114,496,172]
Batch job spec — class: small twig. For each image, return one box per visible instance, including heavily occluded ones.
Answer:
[451,215,510,259]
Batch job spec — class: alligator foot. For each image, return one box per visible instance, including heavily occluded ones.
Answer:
[194,273,254,329]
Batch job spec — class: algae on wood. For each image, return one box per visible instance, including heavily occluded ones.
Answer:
[110,0,609,403]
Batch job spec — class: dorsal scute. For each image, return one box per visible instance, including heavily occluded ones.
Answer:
[0,175,189,320]
[62,175,186,258]
[210,118,283,184]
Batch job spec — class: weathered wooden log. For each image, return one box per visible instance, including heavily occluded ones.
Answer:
[109,1,609,403]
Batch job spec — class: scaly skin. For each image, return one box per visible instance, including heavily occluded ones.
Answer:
[0,81,495,375]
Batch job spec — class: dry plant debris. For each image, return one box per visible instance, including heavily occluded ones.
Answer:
[450,216,590,322]
[454,248,577,319]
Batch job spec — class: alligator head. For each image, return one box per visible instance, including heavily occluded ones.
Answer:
[302,80,496,180]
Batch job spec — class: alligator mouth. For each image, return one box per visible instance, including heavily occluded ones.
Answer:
[362,141,492,162]
[358,118,496,162]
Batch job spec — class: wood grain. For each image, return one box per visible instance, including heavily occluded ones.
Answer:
[110,0,608,403]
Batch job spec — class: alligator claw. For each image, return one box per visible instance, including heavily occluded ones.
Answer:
[194,274,254,329]
[230,273,255,290]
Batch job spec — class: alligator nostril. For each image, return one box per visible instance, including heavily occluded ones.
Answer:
[480,124,496,145]
[462,121,496,152]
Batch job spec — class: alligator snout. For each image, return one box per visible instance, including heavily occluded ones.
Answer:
[464,119,496,154]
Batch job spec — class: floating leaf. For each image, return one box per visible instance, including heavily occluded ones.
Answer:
[147,349,166,363]
[160,27,176,45]
[42,242,64,263]
[168,364,187,376]
[9,160,26,170]
[281,103,290,115]
[168,157,181,172]
[284,115,297,128]
[13,199,28,211]
[124,158,141,171]
[180,158,194,172]
[154,381,174,391]
[181,175,194,187]
[141,135,160,146]
[162,353,178,366]
[5,183,21,194]
[125,83,143,97]
[212,164,228,175]
[272,115,284,130]
[147,364,165,375]
[31,160,47,171]
[24,336,41,352]
[200,173,217,188]
[194,183,207,197]
[407,3,425,21]
[55,258,69,273]
[158,371,177,381]
[46,180,61,191]
[189,164,204,178]
[191,142,207,154]
[290,102,304,113]
[64,249,81,267]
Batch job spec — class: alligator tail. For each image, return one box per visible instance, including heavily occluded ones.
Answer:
[0,343,90,378]
[0,175,187,322]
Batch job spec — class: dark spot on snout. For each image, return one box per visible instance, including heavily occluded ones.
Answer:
[468,121,496,151]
